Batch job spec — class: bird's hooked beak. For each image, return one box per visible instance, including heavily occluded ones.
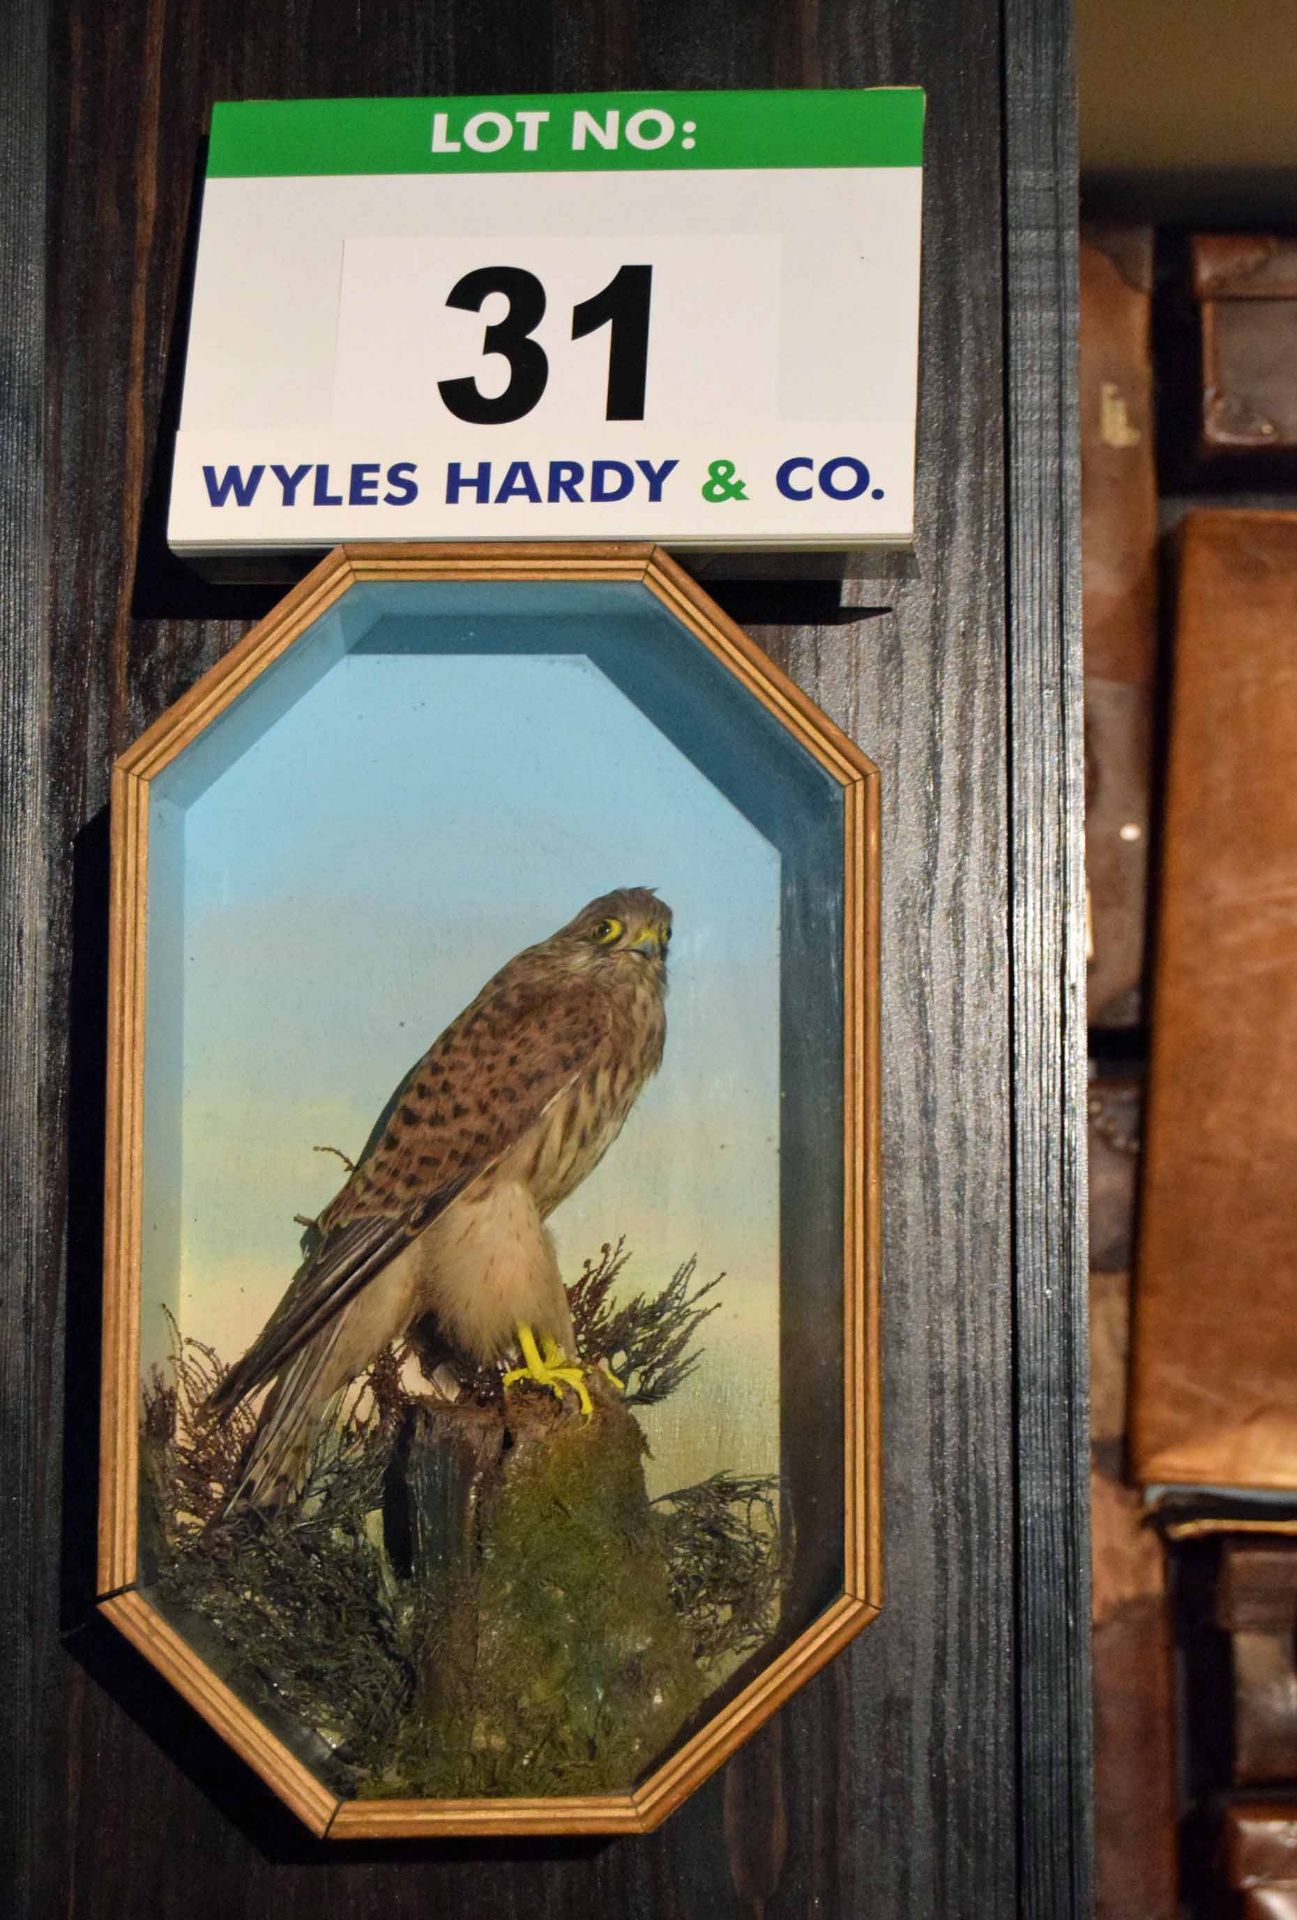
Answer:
[629,927,665,958]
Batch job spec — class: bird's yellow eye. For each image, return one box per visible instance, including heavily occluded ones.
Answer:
[660,925,671,947]
[593,916,624,946]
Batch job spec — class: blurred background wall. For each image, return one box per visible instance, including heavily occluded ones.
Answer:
[1078,5,1297,1918]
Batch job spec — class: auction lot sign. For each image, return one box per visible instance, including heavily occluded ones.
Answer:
[169,90,924,560]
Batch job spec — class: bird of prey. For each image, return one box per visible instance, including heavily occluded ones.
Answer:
[209,887,672,1509]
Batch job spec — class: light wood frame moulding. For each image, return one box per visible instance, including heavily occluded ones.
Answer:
[98,540,881,1838]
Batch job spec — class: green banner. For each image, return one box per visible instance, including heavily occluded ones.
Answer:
[207,89,924,179]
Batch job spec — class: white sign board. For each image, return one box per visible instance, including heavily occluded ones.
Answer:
[170,90,924,560]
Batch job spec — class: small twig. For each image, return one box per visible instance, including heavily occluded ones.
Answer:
[313,1143,356,1173]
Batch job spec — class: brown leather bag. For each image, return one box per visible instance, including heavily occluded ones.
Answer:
[1218,1543,1297,1785]
[1195,236,1297,471]
[1224,1801,1297,1917]
[1243,1894,1297,1920]
[1080,224,1158,1027]
[1133,511,1297,1494]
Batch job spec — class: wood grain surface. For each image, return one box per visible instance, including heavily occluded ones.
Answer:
[1003,0,1094,1913]
[0,0,52,1912]
[1,0,1088,1913]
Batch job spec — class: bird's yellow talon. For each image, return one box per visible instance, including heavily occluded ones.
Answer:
[504,1323,595,1419]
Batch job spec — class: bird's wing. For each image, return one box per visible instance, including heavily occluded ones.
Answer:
[210,978,607,1415]
[206,1213,413,1418]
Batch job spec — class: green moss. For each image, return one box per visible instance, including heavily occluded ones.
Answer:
[142,1250,780,1801]
[379,1398,705,1798]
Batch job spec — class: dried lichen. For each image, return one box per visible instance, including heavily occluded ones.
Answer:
[144,1320,419,1773]
[568,1239,723,1406]
[141,1251,781,1799]
[654,1472,785,1669]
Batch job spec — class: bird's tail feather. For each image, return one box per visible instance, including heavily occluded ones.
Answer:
[207,1350,262,1423]
[225,1325,342,1513]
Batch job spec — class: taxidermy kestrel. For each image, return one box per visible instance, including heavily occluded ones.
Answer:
[209,887,672,1509]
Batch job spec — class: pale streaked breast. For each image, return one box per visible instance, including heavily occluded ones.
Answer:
[506,972,666,1217]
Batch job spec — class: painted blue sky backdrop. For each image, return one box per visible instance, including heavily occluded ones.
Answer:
[149,629,782,1492]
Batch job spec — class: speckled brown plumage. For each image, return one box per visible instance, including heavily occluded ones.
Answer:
[210,888,672,1505]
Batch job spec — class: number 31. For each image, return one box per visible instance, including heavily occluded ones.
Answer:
[437,264,653,425]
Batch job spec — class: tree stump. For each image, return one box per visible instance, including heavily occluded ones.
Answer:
[371,1381,706,1798]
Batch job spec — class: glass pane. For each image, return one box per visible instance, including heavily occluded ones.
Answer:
[135,577,847,1801]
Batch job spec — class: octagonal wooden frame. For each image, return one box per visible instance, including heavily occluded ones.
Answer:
[97,540,881,1839]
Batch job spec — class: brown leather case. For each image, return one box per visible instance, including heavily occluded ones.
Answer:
[1195,236,1297,469]
[1234,1637,1297,1787]
[1133,512,1297,1493]
[1081,225,1158,1028]
[1243,1894,1297,1920]
[1225,1802,1297,1916]
[1091,1267,1179,1918]
[1218,1544,1297,1785]
[1222,1546,1297,1633]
